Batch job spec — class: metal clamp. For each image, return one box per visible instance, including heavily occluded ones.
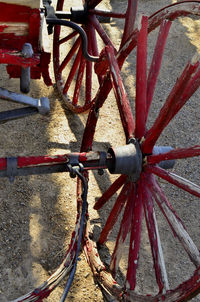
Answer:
[98,151,107,175]
[67,154,84,178]
[7,157,18,183]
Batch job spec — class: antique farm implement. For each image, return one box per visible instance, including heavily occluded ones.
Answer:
[0,0,200,301]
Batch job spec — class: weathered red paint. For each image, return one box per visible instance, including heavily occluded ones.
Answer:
[147,145,200,164]
[0,49,40,67]
[126,182,143,290]
[141,176,165,292]
[85,25,93,104]
[0,4,40,50]
[135,16,148,140]
[89,14,113,47]
[142,58,200,154]
[120,0,138,48]
[105,45,135,140]
[0,151,102,171]
[0,2,52,84]
[98,182,131,245]
[146,165,200,198]
[94,174,127,210]
[82,3,200,300]
[118,1,200,70]
[110,183,134,276]
[0,25,8,32]
[146,20,171,120]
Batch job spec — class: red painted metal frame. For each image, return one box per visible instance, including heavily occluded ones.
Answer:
[0,2,52,85]
[0,49,40,67]
[0,151,107,171]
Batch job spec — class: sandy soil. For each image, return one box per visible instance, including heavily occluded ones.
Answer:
[0,0,200,301]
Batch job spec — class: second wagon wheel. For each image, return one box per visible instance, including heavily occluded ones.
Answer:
[80,4,200,302]
[53,0,137,113]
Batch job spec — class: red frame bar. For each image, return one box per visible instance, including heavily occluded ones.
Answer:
[0,151,110,171]
[0,49,40,67]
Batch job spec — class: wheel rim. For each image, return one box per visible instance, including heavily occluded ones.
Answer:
[81,12,200,302]
[53,0,136,113]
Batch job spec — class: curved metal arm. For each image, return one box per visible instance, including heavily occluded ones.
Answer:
[46,18,99,62]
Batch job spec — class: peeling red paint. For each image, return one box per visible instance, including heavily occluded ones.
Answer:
[0,24,8,32]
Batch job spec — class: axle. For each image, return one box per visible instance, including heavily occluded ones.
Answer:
[0,143,175,182]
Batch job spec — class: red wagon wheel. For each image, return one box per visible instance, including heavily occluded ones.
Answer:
[53,0,137,113]
[80,3,200,301]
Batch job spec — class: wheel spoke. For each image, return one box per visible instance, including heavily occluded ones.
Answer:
[117,2,200,86]
[146,174,200,267]
[63,46,82,95]
[58,31,78,46]
[98,181,131,245]
[146,165,200,198]
[126,182,143,290]
[146,20,171,121]
[148,145,200,164]
[94,175,127,210]
[89,16,103,84]
[89,17,99,57]
[58,37,81,74]
[142,55,200,153]
[72,55,86,106]
[120,0,138,48]
[135,16,148,140]
[85,25,93,104]
[105,45,135,140]
[90,14,114,47]
[141,176,169,292]
[110,183,134,276]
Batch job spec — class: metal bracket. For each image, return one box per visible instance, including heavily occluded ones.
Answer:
[67,154,84,178]
[70,6,88,24]
[7,157,18,183]
[98,151,107,175]
[20,43,34,93]
[0,88,50,116]
[43,0,56,34]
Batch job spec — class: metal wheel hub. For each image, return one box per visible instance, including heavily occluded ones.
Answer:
[107,139,143,182]
[107,141,175,182]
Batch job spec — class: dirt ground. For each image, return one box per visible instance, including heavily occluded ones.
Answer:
[0,0,200,301]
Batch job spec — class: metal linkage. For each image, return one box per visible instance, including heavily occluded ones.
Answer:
[0,88,50,122]
[0,107,38,124]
